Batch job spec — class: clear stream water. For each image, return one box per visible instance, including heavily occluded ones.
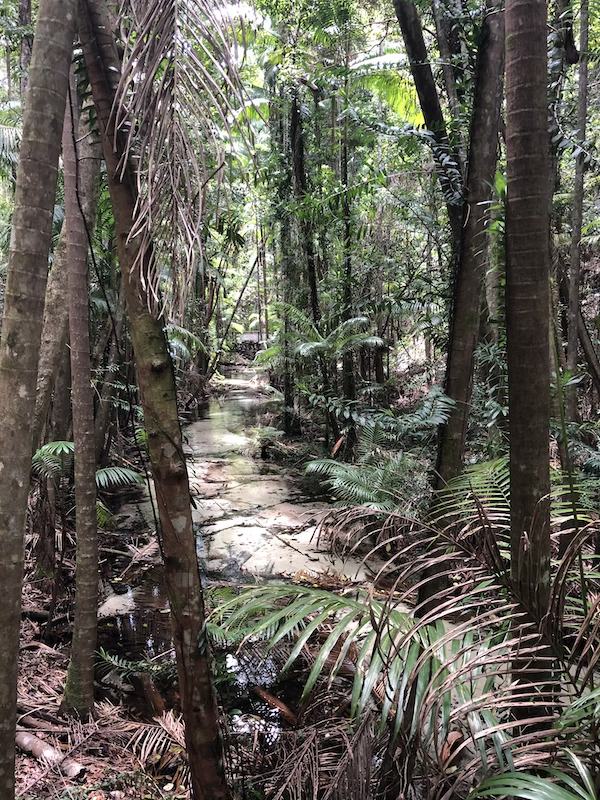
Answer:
[97,369,369,663]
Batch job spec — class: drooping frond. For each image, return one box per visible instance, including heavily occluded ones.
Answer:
[114,0,248,317]
[471,750,597,800]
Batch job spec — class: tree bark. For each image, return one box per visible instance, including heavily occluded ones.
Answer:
[32,112,101,452]
[0,1,76,796]
[18,0,32,98]
[61,70,99,718]
[290,89,338,441]
[32,238,69,451]
[505,0,551,618]
[392,0,463,248]
[566,0,588,420]
[94,291,124,464]
[435,1,505,488]
[79,3,229,797]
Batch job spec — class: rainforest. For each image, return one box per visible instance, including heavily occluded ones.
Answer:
[0,0,598,798]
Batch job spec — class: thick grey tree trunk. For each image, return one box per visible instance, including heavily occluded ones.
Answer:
[0,1,76,795]
[80,2,230,796]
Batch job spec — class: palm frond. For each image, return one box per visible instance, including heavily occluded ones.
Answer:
[31,440,75,479]
[471,751,597,800]
[211,583,413,730]
[95,466,144,490]
[115,0,248,316]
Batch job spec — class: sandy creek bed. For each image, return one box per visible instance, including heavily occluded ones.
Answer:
[97,369,369,658]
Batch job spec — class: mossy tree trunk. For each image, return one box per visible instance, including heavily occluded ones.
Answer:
[80,2,229,797]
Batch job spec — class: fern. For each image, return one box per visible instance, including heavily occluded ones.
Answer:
[307,453,423,510]
[32,442,143,491]
[165,323,208,363]
[95,466,144,490]
[97,647,176,680]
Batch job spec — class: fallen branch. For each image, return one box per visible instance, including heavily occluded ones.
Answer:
[251,686,297,725]
[15,731,85,779]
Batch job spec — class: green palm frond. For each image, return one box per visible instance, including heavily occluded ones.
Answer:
[434,458,598,532]
[253,343,282,367]
[32,442,143,491]
[95,466,144,491]
[306,454,420,509]
[471,751,597,800]
[211,583,413,726]
[275,301,319,336]
[166,323,208,363]
[31,440,75,480]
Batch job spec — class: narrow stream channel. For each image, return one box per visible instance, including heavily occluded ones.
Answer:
[97,368,369,664]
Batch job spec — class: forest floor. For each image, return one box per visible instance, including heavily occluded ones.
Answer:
[16,367,369,798]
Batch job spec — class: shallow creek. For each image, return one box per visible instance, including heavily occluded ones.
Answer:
[97,369,368,661]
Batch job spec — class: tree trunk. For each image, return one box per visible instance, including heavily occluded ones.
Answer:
[79,3,229,797]
[341,62,356,419]
[19,0,32,98]
[392,0,463,248]
[290,89,338,441]
[94,295,124,464]
[505,0,551,619]
[0,1,76,796]
[431,0,466,166]
[61,71,99,718]
[32,111,101,452]
[435,1,505,488]
[566,0,588,420]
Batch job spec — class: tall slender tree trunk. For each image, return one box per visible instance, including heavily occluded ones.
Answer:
[33,111,101,452]
[290,90,338,441]
[392,0,463,248]
[95,293,125,464]
[80,3,229,797]
[435,2,505,488]
[0,1,76,796]
[61,71,99,718]
[19,0,32,98]
[271,83,300,436]
[341,61,356,417]
[505,0,551,618]
[32,239,69,450]
[566,0,589,421]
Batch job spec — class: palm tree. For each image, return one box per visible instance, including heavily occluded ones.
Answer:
[79,1,231,796]
[32,110,101,453]
[434,1,504,489]
[505,0,551,619]
[61,71,99,718]
[0,0,77,795]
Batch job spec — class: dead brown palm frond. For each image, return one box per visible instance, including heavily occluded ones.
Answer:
[114,0,250,318]
[254,716,373,800]
[129,710,190,789]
